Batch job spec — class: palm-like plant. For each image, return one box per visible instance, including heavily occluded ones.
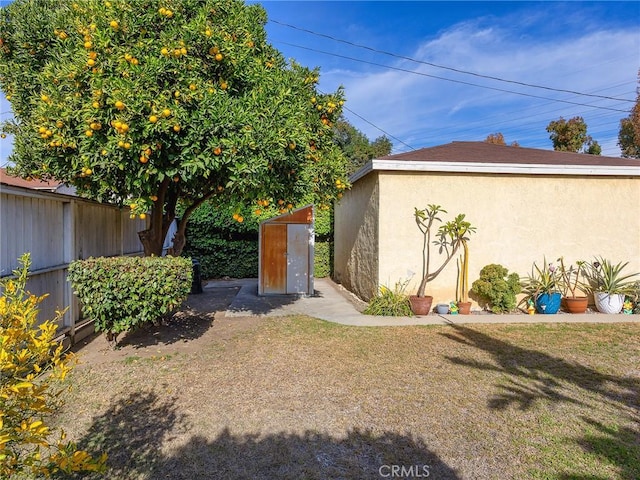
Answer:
[520,259,562,300]
[557,257,588,298]
[413,206,475,298]
[583,257,639,295]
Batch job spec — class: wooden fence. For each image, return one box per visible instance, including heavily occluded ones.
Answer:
[0,184,176,343]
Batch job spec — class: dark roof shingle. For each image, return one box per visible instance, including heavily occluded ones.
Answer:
[380,141,640,167]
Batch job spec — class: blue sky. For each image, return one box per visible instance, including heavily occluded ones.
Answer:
[256,1,640,156]
[1,1,638,162]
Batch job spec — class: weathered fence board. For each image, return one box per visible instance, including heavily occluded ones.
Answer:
[0,184,177,343]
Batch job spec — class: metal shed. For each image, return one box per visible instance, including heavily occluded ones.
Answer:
[258,205,314,296]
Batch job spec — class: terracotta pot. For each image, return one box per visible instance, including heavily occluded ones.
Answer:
[457,301,472,315]
[594,292,624,314]
[563,296,588,314]
[409,295,433,315]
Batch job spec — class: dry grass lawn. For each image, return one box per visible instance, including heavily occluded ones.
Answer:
[55,309,640,480]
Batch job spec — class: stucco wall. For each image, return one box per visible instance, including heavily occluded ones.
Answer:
[348,171,640,305]
[333,172,380,300]
[379,172,640,305]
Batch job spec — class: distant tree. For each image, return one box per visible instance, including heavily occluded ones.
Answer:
[584,140,602,155]
[484,132,519,147]
[546,116,600,155]
[333,117,392,174]
[618,73,640,158]
[370,135,393,158]
[485,133,505,145]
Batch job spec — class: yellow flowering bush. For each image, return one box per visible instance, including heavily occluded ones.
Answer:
[0,254,106,477]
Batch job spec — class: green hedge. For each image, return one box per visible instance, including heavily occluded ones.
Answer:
[183,200,334,278]
[187,238,259,278]
[68,256,192,343]
[314,241,333,278]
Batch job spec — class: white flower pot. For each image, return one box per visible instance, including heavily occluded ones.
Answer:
[594,292,625,314]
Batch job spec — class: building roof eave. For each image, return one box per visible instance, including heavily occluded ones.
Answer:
[349,159,640,180]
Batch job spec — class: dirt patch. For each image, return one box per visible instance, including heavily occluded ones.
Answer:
[71,287,263,365]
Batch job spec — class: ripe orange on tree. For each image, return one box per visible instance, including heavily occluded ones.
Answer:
[0,0,349,258]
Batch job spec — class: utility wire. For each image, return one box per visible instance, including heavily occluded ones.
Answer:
[317,88,416,150]
[270,19,635,104]
[344,105,416,151]
[277,41,631,114]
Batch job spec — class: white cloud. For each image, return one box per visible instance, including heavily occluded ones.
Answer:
[323,11,638,156]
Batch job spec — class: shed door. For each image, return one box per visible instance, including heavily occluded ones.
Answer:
[286,224,310,294]
[262,224,287,294]
[261,223,310,294]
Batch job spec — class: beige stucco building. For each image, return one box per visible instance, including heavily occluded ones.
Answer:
[334,142,640,306]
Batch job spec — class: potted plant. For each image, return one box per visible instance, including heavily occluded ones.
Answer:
[435,303,450,314]
[452,214,475,315]
[557,257,588,313]
[520,259,562,314]
[583,257,639,314]
[411,205,475,315]
[470,264,521,314]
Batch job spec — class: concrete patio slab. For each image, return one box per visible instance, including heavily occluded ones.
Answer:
[203,277,640,326]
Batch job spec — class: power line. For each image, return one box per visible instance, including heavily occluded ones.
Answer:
[269,18,635,151]
[343,105,416,151]
[317,88,416,150]
[270,19,635,104]
[277,41,631,114]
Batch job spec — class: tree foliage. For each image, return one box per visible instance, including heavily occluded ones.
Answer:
[484,132,505,145]
[0,0,349,256]
[333,117,392,174]
[618,72,640,158]
[546,116,600,155]
[0,254,106,477]
[484,132,520,147]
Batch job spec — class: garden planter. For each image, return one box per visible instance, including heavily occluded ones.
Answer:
[435,303,449,314]
[535,292,561,314]
[409,295,433,315]
[593,292,624,314]
[457,301,472,315]
[563,296,588,314]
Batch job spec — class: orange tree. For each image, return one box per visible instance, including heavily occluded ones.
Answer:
[0,0,348,255]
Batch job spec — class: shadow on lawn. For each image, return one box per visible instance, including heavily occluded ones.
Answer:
[440,325,640,479]
[77,390,461,480]
[109,286,239,349]
[224,280,306,316]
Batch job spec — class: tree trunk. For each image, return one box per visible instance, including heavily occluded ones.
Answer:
[138,227,164,256]
[166,187,219,256]
[138,183,217,257]
[138,187,175,256]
